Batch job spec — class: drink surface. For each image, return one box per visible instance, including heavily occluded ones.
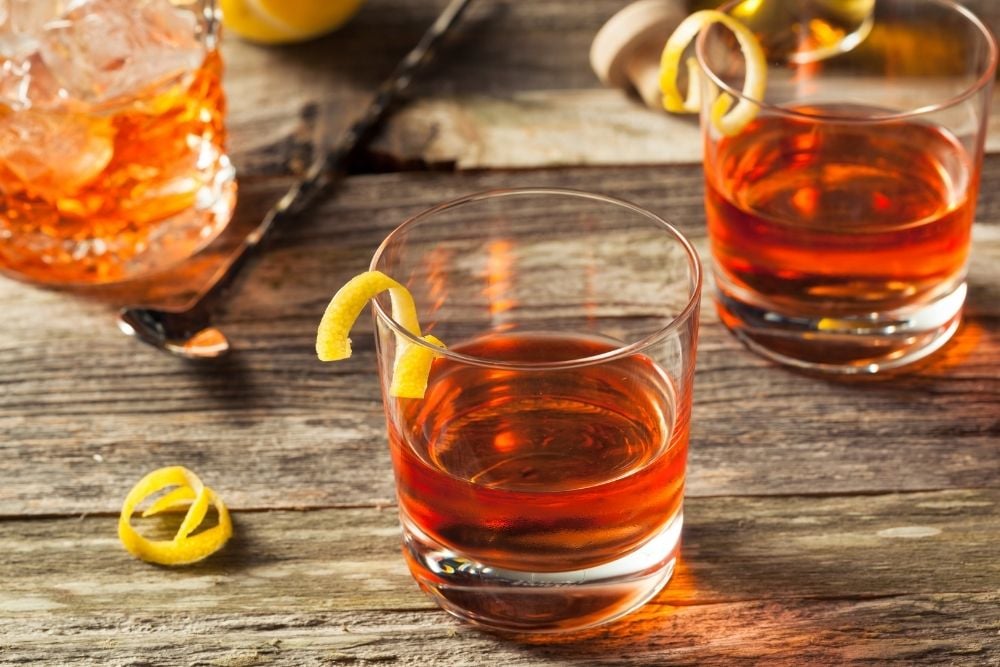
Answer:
[705,104,974,315]
[0,0,232,284]
[387,332,689,573]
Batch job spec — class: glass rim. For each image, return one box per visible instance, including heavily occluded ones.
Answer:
[695,0,1000,123]
[369,187,703,371]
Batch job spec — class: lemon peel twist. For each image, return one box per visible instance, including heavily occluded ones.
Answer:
[118,467,233,566]
[659,10,767,136]
[316,271,446,399]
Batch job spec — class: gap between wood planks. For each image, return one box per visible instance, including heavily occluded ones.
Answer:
[2,485,999,522]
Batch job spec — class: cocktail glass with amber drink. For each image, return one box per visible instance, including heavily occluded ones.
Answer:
[0,0,235,285]
[363,189,701,632]
[696,0,997,372]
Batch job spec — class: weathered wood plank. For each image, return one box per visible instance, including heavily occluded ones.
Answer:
[3,595,998,666]
[399,0,1000,97]
[3,3,997,662]
[372,88,1000,170]
[372,90,702,170]
[1,489,997,664]
[1,165,998,516]
[363,0,1000,168]
[4,489,997,610]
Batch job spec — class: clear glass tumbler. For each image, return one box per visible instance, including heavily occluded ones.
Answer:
[0,0,236,285]
[697,0,997,373]
[370,188,702,633]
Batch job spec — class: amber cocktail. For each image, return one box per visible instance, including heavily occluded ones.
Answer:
[0,0,235,285]
[371,189,701,632]
[391,332,689,573]
[697,0,997,372]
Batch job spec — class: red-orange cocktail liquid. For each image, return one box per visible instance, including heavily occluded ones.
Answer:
[0,51,232,284]
[386,332,688,574]
[705,104,974,317]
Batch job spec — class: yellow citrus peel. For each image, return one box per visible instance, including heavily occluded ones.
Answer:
[316,271,445,399]
[118,467,233,566]
[659,10,767,136]
[221,0,366,45]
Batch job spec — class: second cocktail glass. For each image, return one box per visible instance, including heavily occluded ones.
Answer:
[369,188,701,632]
[696,0,997,372]
[0,0,235,285]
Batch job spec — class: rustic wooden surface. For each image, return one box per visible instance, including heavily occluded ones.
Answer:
[2,0,999,665]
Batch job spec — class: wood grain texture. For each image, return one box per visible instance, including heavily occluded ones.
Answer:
[2,2,1000,662]
[370,89,1000,174]
[2,164,998,516]
[2,595,998,666]
[2,490,997,664]
[366,0,1000,169]
[372,90,704,169]
[372,91,1000,170]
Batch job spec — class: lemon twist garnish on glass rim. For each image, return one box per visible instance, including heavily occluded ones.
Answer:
[316,271,446,399]
[659,10,767,136]
[118,466,233,566]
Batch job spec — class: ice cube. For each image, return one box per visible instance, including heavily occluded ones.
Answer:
[0,50,65,110]
[0,1,63,109]
[38,0,203,106]
[4,1,65,35]
[0,108,113,197]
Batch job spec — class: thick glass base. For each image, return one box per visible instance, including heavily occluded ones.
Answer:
[401,509,682,634]
[715,278,965,374]
[0,156,236,286]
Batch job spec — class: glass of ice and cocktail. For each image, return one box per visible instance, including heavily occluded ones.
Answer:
[0,0,235,285]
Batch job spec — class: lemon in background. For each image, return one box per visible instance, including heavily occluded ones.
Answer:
[221,0,366,44]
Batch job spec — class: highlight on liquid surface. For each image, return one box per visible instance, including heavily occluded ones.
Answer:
[705,103,974,316]
[0,0,233,284]
[386,331,689,573]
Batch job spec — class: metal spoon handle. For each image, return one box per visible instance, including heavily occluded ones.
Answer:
[195,0,474,307]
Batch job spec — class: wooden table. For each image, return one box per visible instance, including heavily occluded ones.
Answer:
[2,1,998,664]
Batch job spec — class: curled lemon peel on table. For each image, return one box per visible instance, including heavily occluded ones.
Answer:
[118,466,233,566]
[659,10,767,136]
[316,270,446,399]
